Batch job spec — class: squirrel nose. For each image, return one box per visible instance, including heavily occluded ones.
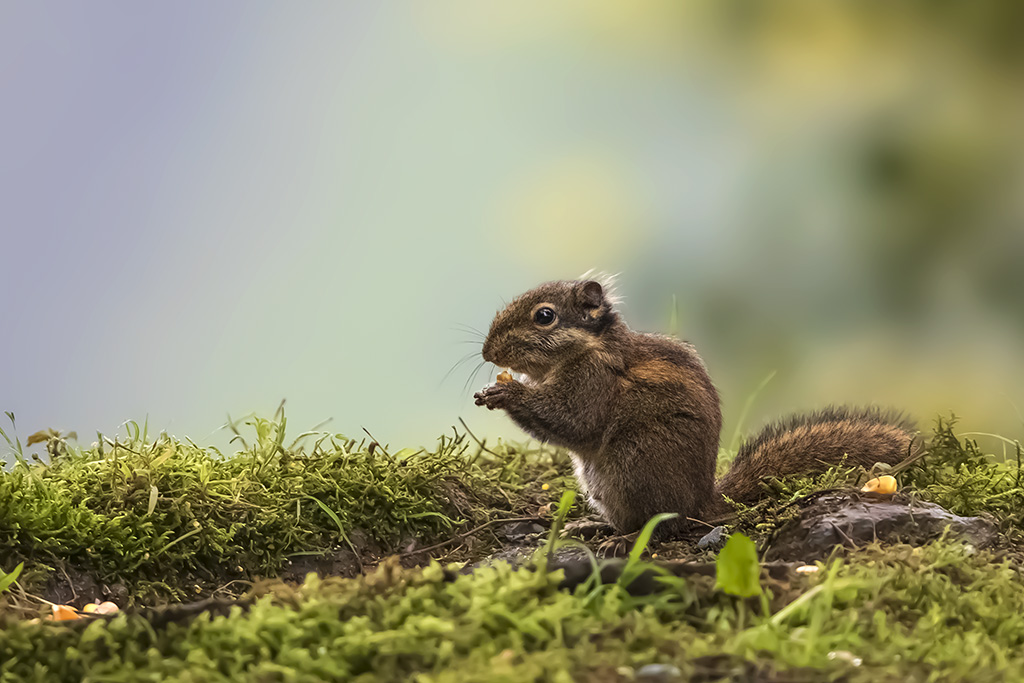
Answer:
[481,339,494,363]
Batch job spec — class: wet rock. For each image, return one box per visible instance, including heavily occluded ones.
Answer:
[467,544,587,572]
[765,492,998,562]
[501,520,546,542]
[469,545,536,569]
[45,563,102,607]
[102,581,130,606]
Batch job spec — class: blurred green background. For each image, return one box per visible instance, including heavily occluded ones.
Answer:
[2,2,1023,458]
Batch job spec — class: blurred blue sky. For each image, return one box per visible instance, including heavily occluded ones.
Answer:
[3,2,1023,457]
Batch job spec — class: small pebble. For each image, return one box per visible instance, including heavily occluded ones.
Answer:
[636,663,683,682]
[696,526,728,551]
[82,601,119,615]
[828,650,863,666]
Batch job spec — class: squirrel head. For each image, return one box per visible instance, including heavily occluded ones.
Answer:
[481,279,621,379]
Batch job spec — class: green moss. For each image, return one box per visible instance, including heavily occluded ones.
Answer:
[4,414,1024,680]
[4,541,1024,682]
[903,415,1024,528]
[0,416,576,603]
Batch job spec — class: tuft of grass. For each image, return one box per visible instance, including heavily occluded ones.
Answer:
[902,414,1024,529]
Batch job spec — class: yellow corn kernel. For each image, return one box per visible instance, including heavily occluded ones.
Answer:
[49,604,81,621]
[861,475,897,494]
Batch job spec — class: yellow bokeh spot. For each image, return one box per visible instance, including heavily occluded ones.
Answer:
[493,153,649,269]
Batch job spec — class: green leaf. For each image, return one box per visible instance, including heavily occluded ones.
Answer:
[715,532,762,597]
[0,562,24,594]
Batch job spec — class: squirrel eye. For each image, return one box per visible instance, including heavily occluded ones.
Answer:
[533,307,556,326]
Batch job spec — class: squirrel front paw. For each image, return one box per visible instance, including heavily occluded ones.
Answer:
[473,381,522,411]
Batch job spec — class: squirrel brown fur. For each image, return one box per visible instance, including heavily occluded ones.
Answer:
[473,278,919,536]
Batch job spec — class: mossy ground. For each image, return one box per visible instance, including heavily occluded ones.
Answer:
[0,412,577,605]
[2,414,1023,681]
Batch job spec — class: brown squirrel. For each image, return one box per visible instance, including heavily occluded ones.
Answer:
[473,278,919,536]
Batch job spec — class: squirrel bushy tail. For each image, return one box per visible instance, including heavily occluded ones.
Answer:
[715,406,920,508]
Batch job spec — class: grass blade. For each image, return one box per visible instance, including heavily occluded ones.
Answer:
[618,512,677,589]
[0,562,24,593]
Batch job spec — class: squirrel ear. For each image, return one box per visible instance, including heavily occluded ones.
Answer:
[579,280,604,309]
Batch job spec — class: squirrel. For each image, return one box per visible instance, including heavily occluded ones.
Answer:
[473,277,920,537]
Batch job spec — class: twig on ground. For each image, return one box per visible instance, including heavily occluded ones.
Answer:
[458,418,504,459]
